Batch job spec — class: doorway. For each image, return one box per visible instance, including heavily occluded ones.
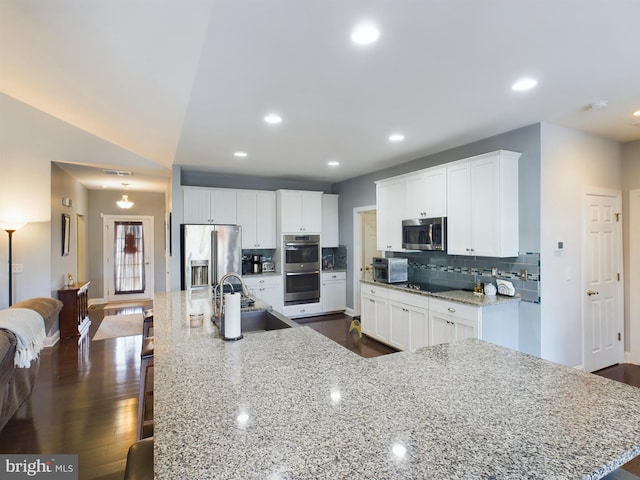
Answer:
[103,215,154,302]
[353,205,379,316]
[582,189,623,372]
[76,214,86,282]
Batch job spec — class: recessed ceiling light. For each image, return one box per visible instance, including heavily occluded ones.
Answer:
[389,133,405,142]
[511,78,538,91]
[234,151,248,158]
[264,113,282,125]
[633,110,640,117]
[327,161,340,167]
[351,23,380,45]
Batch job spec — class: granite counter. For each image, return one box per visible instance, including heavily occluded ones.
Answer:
[153,291,640,479]
[361,279,520,307]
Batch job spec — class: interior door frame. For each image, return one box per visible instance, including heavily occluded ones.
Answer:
[582,187,624,371]
[103,214,155,302]
[629,189,640,364]
[353,204,376,317]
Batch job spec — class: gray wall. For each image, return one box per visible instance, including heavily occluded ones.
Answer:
[50,164,89,287]
[332,123,541,309]
[88,190,167,300]
[181,168,333,192]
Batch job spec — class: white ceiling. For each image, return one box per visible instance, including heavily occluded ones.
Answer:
[2,0,639,192]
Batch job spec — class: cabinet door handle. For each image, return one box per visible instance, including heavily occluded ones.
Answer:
[403,308,409,312]
[448,307,456,313]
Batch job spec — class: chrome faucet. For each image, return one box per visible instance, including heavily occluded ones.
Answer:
[214,272,249,323]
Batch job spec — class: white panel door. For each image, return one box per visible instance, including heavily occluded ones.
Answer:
[583,191,623,372]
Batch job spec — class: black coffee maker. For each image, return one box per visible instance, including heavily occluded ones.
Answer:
[242,256,252,275]
[251,255,262,274]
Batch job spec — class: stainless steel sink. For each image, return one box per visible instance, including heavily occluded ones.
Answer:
[214,308,299,333]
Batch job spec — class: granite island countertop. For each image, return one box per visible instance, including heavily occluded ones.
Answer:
[153,291,640,479]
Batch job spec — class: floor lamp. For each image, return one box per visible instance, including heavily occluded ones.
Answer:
[1,222,26,306]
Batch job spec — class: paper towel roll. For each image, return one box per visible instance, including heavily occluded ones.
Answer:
[222,292,242,340]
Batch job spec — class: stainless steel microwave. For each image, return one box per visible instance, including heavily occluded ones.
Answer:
[402,217,447,251]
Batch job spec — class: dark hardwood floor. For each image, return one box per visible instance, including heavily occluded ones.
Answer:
[1,307,638,478]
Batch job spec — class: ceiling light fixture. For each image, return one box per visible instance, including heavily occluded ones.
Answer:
[586,100,608,111]
[389,133,405,142]
[116,183,134,209]
[511,78,538,91]
[234,151,248,158]
[351,22,380,45]
[264,113,282,125]
[633,110,640,117]
[327,161,340,167]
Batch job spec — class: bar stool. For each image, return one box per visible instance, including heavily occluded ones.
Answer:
[142,310,154,338]
[124,437,154,480]
[136,312,155,440]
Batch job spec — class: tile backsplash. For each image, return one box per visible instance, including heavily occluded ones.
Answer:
[388,251,540,303]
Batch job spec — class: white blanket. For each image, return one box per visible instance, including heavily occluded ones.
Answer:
[0,307,46,368]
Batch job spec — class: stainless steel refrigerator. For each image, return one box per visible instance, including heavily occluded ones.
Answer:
[180,224,242,291]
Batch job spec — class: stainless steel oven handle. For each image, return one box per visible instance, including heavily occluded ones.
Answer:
[285,271,320,276]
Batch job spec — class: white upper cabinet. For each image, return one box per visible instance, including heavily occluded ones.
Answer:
[322,194,339,248]
[447,150,520,257]
[236,190,276,249]
[277,190,322,233]
[376,178,405,251]
[183,187,237,224]
[405,167,447,219]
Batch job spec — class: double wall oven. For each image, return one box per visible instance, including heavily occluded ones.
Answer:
[283,234,320,305]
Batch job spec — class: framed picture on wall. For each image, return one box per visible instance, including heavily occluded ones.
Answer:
[62,213,70,256]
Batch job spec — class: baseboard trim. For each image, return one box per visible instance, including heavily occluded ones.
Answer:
[344,308,356,318]
[89,297,106,307]
[44,330,60,348]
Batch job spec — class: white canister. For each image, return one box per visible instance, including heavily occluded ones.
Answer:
[484,283,497,296]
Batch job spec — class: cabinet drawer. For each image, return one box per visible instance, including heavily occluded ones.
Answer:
[388,289,429,310]
[283,303,322,318]
[361,284,389,299]
[322,271,346,281]
[243,275,281,288]
[429,298,478,322]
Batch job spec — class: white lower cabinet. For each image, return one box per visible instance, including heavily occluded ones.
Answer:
[359,283,518,352]
[428,298,479,346]
[361,285,390,344]
[243,275,283,313]
[388,290,429,351]
[321,271,346,313]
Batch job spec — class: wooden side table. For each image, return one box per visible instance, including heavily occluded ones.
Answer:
[58,281,91,338]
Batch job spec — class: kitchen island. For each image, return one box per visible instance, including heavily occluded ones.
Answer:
[153,291,640,479]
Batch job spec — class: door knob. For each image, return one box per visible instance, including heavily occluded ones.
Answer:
[587,290,599,296]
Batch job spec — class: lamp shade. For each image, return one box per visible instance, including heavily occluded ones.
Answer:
[0,221,26,232]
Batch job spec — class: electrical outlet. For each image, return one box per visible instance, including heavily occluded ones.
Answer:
[519,269,527,281]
